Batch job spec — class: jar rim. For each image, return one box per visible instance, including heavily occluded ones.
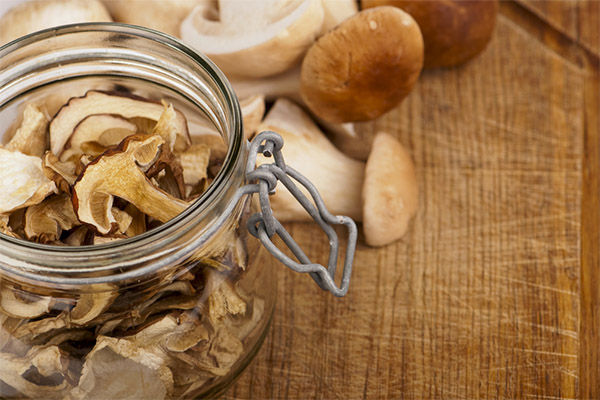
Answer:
[0,23,246,285]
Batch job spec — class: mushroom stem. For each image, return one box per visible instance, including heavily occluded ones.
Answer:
[73,135,189,234]
[256,98,365,222]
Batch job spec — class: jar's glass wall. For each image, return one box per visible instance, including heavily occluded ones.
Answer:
[0,24,276,399]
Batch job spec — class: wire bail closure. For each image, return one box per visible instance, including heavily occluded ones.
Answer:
[242,131,357,297]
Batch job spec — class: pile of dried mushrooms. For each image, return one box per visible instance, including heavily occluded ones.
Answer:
[0,90,264,399]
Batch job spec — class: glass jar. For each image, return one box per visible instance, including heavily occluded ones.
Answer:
[0,24,276,399]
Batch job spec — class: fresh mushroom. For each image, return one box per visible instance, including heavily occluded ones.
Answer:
[321,0,358,34]
[101,0,200,37]
[257,99,418,246]
[362,132,418,246]
[0,148,56,214]
[239,94,266,139]
[180,0,324,78]
[300,6,423,123]
[255,98,365,222]
[0,0,112,45]
[229,64,302,102]
[4,103,48,158]
[50,91,190,157]
[72,135,190,234]
[362,0,498,68]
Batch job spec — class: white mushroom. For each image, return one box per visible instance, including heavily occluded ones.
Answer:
[180,0,324,78]
[101,0,199,37]
[320,0,358,34]
[239,94,266,139]
[0,0,112,45]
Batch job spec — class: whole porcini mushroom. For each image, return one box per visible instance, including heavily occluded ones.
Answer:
[300,6,423,123]
[362,0,498,68]
[181,0,324,78]
[256,99,418,246]
[0,0,112,45]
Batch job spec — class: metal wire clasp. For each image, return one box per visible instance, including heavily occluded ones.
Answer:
[242,131,357,297]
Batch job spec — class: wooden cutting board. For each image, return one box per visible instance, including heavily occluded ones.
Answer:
[225,1,599,398]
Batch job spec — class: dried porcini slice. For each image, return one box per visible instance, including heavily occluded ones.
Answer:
[0,283,51,319]
[0,345,71,399]
[24,194,79,243]
[5,103,49,158]
[0,148,56,214]
[50,90,190,156]
[208,278,247,323]
[62,114,138,161]
[72,134,190,234]
[42,152,79,194]
[74,316,179,399]
[178,143,211,188]
[152,101,192,152]
[69,284,118,326]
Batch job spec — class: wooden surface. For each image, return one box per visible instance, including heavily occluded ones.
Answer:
[225,2,600,399]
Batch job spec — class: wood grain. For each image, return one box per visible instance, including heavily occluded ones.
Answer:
[225,4,595,399]
[517,0,600,57]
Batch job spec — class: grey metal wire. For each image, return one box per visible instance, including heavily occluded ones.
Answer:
[243,131,357,297]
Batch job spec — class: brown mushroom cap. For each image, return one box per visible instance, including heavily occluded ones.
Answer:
[362,0,498,68]
[300,6,423,123]
[362,132,418,247]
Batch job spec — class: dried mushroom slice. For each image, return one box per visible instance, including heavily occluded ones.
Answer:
[0,148,56,213]
[24,194,79,243]
[63,226,91,246]
[61,114,138,161]
[152,101,192,152]
[72,134,190,234]
[0,283,51,319]
[163,311,209,353]
[50,90,190,155]
[72,344,172,400]
[0,345,71,399]
[4,103,49,158]
[145,141,187,199]
[69,284,117,326]
[13,313,68,340]
[178,143,210,188]
[208,278,247,323]
[111,207,133,234]
[209,328,244,369]
[74,316,179,399]
[124,204,146,237]
[0,213,20,238]
[42,152,79,194]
